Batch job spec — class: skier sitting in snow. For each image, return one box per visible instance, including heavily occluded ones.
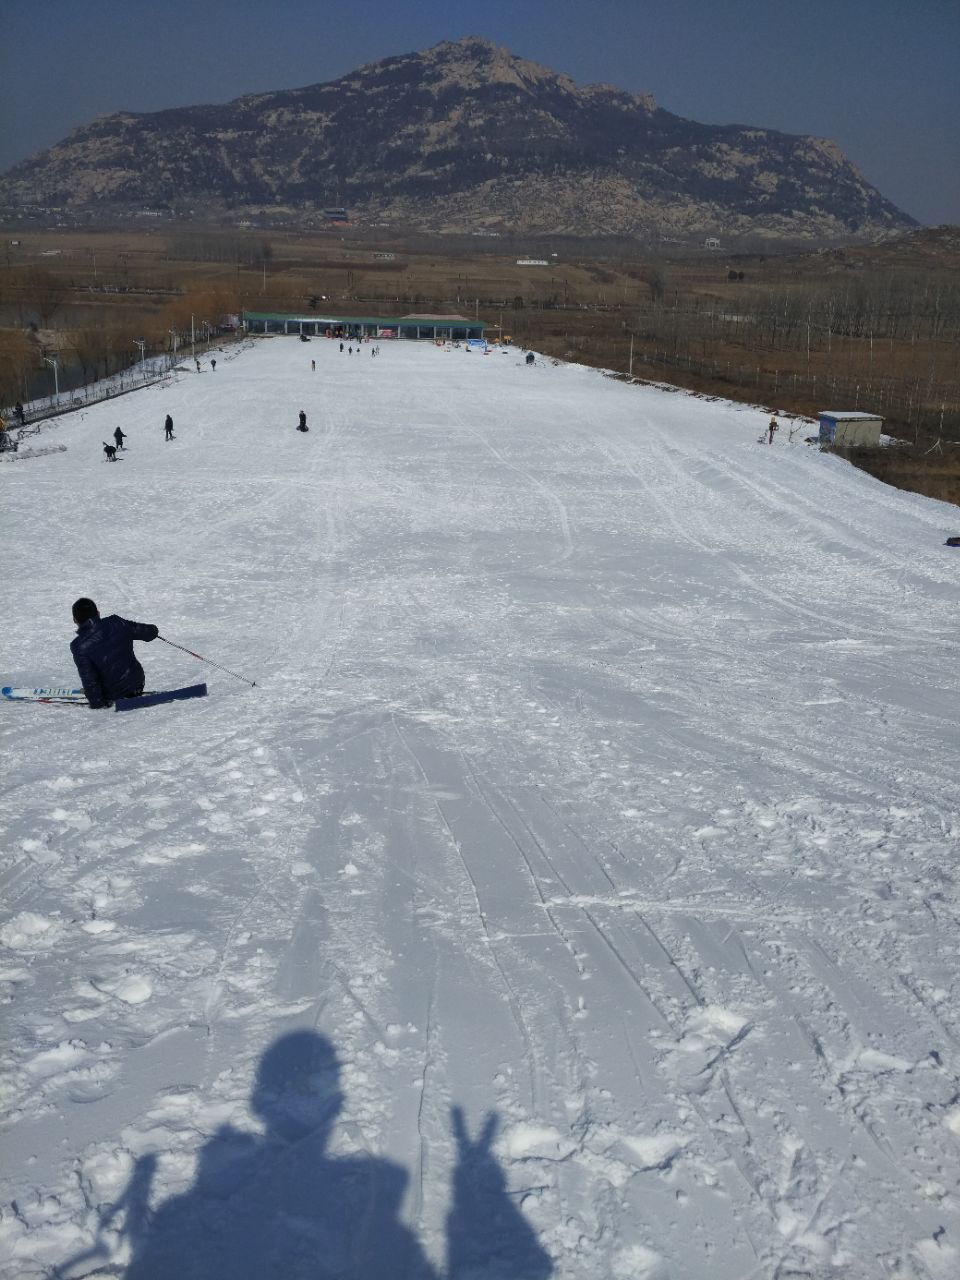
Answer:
[70,598,159,709]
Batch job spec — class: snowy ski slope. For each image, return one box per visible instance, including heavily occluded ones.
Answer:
[1,337,959,1278]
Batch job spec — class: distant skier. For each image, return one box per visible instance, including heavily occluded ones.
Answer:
[14,401,24,425]
[297,410,309,432]
[70,598,159,709]
[195,359,201,373]
[103,442,118,461]
[768,416,779,445]
[311,359,316,372]
[164,414,174,441]
[339,342,344,353]
[113,427,126,450]
[210,358,216,371]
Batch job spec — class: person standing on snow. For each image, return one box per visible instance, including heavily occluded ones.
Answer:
[768,415,779,445]
[70,598,159,709]
[164,414,174,441]
[113,427,127,450]
[297,410,309,432]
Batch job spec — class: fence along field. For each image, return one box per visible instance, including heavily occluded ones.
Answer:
[1,226,958,503]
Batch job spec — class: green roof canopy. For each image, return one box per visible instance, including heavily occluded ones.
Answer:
[243,311,486,336]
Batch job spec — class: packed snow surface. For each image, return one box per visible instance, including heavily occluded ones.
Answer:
[1,338,959,1279]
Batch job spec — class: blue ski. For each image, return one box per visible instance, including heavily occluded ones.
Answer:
[115,683,208,712]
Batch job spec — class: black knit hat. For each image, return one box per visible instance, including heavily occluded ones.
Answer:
[72,597,99,624]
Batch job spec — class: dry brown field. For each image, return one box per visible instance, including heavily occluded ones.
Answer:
[2,223,958,504]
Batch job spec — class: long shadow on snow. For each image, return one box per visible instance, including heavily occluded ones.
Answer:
[61,1029,552,1279]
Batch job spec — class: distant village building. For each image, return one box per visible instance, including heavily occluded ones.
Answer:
[373,252,397,261]
[704,237,721,250]
[516,259,549,266]
[818,411,883,447]
[324,208,350,223]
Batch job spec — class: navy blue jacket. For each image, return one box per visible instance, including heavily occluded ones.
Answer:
[70,615,159,708]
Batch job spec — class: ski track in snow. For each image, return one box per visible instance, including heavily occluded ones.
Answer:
[1,338,959,1279]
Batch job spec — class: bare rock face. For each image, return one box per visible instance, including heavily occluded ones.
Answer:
[0,36,913,239]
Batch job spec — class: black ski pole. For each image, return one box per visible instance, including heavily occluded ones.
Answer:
[158,636,257,687]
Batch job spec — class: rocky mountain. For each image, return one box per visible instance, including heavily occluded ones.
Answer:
[0,37,914,240]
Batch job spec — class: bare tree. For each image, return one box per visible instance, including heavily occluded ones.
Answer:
[26,267,68,328]
[70,327,108,385]
[0,330,39,404]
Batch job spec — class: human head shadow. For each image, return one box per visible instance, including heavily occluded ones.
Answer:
[117,1029,438,1279]
[57,1031,553,1280]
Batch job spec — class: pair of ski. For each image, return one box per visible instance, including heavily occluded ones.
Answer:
[1,684,207,711]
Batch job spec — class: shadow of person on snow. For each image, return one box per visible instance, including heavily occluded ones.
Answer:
[446,1106,552,1280]
[120,1030,438,1279]
[60,1030,554,1279]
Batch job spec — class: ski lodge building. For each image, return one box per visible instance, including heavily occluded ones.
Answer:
[243,311,486,342]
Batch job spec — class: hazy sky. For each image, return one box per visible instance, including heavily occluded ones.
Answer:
[2,0,957,226]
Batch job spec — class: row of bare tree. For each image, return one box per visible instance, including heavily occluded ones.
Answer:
[710,273,960,348]
[0,283,237,405]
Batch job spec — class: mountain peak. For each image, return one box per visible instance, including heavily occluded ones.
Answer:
[414,35,578,94]
[0,38,914,240]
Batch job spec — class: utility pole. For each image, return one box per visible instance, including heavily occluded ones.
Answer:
[43,355,59,406]
[628,332,634,378]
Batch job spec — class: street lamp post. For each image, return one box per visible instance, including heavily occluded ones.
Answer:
[43,355,60,406]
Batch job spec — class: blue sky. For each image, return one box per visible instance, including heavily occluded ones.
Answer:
[2,0,957,225]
